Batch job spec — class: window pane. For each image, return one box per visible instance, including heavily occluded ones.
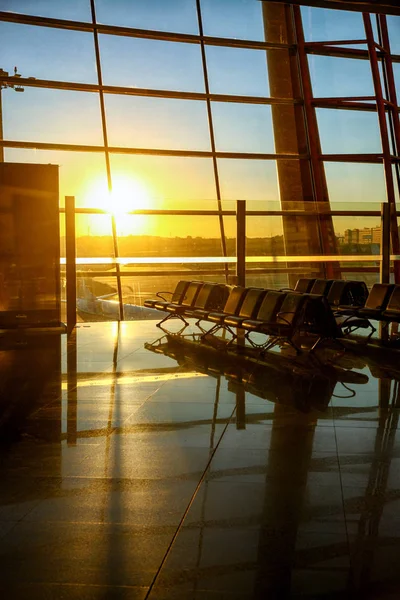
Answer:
[394,63,400,100]
[128,273,227,317]
[217,159,279,203]
[4,148,108,209]
[206,46,269,96]
[0,0,91,20]
[334,216,382,256]
[95,0,198,34]
[212,103,274,153]
[75,215,114,256]
[301,7,364,42]
[308,56,374,98]
[324,163,386,205]
[116,215,224,250]
[76,275,121,324]
[0,22,97,84]
[105,96,210,151]
[201,0,264,41]
[316,109,381,154]
[99,35,204,92]
[109,155,217,206]
[388,16,400,55]
[3,88,103,145]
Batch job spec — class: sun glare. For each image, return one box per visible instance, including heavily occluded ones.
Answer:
[83,174,153,235]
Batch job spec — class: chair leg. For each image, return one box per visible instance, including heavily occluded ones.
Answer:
[195,318,207,333]
[200,323,222,339]
[157,312,189,334]
[286,336,302,354]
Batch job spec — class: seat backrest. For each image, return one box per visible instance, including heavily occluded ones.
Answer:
[171,280,191,304]
[294,278,316,293]
[327,280,347,307]
[182,281,203,307]
[255,291,287,323]
[238,288,267,319]
[276,293,306,327]
[204,284,230,311]
[365,283,395,310]
[347,281,369,307]
[386,285,400,312]
[303,294,340,337]
[222,286,247,315]
[193,283,217,309]
[310,279,333,296]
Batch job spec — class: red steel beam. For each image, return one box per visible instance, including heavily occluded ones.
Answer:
[292,5,340,279]
[363,13,400,282]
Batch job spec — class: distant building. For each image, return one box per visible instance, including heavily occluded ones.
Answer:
[344,227,381,245]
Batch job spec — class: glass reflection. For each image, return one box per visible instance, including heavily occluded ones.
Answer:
[99,35,204,92]
[105,95,210,151]
[0,22,97,83]
[3,88,104,145]
[95,0,198,34]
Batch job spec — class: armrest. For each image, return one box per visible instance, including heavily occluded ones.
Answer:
[156,291,173,301]
[276,310,295,327]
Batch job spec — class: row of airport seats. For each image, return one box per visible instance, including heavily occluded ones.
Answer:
[144,279,348,353]
[144,278,400,353]
[292,278,368,308]
[291,279,400,340]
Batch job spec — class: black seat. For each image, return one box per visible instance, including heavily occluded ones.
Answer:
[179,283,228,318]
[309,279,334,296]
[326,280,348,309]
[242,291,287,332]
[165,281,203,314]
[357,283,395,319]
[347,281,369,307]
[302,294,342,350]
[337,283,394,318]
[224,288,268,329]
[200,286,248,336]
[382,286,400,322]
[144,280,190,310]
[156,281,203,330]
[293,278,316,293]
[243,292,307,353]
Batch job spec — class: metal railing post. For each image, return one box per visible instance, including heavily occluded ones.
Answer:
[65,195,77,333]
[380,202,390,284]
[236,200,246,287]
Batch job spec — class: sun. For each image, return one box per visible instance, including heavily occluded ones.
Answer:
[83,174,153,235]
[84,174,152,214]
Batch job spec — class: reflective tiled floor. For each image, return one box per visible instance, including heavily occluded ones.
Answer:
[1,321,400,598]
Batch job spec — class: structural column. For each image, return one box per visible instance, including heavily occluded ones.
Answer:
[262,2,338,282]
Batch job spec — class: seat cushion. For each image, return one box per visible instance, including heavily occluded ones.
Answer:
[336,315,371,329]
[191,309,210,319]
[144,299,158,308]
[382,310,400,322]
[241,319,263,331]
[154,301,172,310]
[336,304,359,315]
[166,304,186,314]
[358,307,384,319]
[207,312,226,324]
[224,315,245,327]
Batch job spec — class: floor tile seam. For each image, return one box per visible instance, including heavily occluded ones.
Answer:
[333,420,353,571]
[143,404,237,600]
[3,581,149,591]
[109,365,203,422]
[2,495,44,531]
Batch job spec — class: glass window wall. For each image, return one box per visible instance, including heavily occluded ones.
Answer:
[1,2,399,322]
